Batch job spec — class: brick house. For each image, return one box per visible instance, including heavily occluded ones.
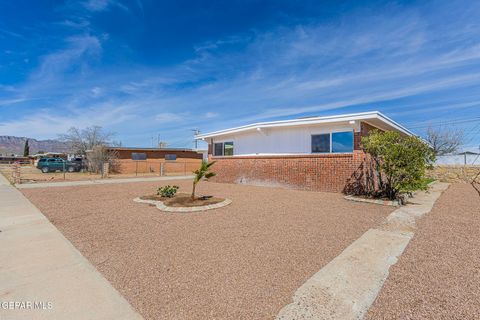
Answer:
[195,111,413,192]
[107,147,203,174]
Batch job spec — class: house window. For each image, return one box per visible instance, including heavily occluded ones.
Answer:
[332,131,354,153]
[165,154,177,161]
[214,143,223,156]
[224,142,234,156]
[311,134,330,153]
[131,153,147,160]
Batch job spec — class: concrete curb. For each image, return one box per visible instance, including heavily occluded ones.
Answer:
[277,182,450,320]
[133,197,232,212]
[344,195,401,207]
[15,175,194,189]
[0,174,144,320]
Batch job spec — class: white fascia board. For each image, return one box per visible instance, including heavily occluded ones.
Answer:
[195,111,414,140]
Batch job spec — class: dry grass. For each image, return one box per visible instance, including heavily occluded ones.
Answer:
[22,180,393,320]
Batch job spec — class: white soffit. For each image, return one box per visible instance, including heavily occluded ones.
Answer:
[195,111,414,139]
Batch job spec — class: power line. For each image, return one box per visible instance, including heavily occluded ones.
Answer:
[463,123,480,146]
[405,116,480,129]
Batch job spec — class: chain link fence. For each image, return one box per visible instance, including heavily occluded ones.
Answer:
[0,160,199,185]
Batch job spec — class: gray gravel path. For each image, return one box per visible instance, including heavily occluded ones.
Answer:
[21,180,392,320]
[367,183,480,320]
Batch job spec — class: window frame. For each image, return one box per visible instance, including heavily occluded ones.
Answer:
[311,133,331,153]
[213,142,224,156]
[331,131,354,153]
[310,130,354,154]
[223,141,234,156]
[213,141,234,157]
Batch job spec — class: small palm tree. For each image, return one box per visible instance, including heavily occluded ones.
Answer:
[192,161,216,199]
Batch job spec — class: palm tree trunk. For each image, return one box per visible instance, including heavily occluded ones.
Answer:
[191,181,196,200]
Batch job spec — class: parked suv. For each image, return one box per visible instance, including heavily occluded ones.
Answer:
[36,158,82,173]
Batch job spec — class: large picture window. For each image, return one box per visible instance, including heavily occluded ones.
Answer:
[332,131,354,153]
[214,143,223,156]
[311,131,354,153]
[311,134,330,153]
[224,142,234,156]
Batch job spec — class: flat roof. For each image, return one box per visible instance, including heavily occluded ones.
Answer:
[195,111,414,139]
[107,147,196,152]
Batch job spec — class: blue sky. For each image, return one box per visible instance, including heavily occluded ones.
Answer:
[1,0,480,149]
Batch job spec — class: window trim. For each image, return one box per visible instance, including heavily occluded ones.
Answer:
[331,131,354,153]
[213,142,224,156]
[213,141,234,156]
[311,133,331,153]
[223,141,234,156]
[311,130,354,154]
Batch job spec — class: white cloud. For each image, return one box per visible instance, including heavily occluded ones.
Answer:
[82,0,111,12]
[155,112,185,123]
[90,86,102,97]
[4,0,480,146]
[205,112,219,118]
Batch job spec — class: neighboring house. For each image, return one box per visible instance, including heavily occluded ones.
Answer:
[195,111,414,192]
[106,147,203,174]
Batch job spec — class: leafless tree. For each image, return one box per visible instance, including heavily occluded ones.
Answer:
[86,145,120,174]
[59,126,120,174]
[426,126,464,155]
[59,126,116,155]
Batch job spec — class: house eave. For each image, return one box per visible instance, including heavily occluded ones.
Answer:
[195,111,414,140]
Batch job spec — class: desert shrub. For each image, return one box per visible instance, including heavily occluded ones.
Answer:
[360,130,435,201]
[157,185,179,198]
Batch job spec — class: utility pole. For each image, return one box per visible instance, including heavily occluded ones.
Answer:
[191,129,200,149]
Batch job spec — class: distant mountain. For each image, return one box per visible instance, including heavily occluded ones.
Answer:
[0,136,70,156]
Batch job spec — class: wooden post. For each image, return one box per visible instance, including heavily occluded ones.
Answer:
[102,162,109,178]
[13,163,20,184]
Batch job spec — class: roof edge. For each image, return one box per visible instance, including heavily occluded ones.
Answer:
[196,111,414,139]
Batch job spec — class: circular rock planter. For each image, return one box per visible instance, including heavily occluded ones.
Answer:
[133,193,232,212]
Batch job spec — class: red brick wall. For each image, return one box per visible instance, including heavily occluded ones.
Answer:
[209,152,366,192]
[207,122,382,193]
[116,159,202,174]
[113,149,202,160]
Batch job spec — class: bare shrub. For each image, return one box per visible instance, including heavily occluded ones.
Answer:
[59,126,121,174]
[86,146,120,174]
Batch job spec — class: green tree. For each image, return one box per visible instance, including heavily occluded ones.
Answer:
[191,161,216,199]
[23,139,30,157]
[361,130,435,201]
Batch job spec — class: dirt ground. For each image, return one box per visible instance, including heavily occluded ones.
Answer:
[367,183,480,320]
[21,180,393,320]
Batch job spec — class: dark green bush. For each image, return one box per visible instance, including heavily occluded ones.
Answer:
[157,185,179,198]
[361,130,436,201]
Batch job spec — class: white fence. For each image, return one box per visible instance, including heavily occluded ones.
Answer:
[435,154,480,165]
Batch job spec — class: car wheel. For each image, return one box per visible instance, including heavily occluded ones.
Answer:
[41,167,49,173]
[67,166,75,173]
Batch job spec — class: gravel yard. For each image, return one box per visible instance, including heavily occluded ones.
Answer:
[22,180,392,320]
[367,183,480,320]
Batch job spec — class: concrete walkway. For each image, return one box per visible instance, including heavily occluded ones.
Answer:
[0,174,143,319]
[16,175,194,189]
[277,182,449,320]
